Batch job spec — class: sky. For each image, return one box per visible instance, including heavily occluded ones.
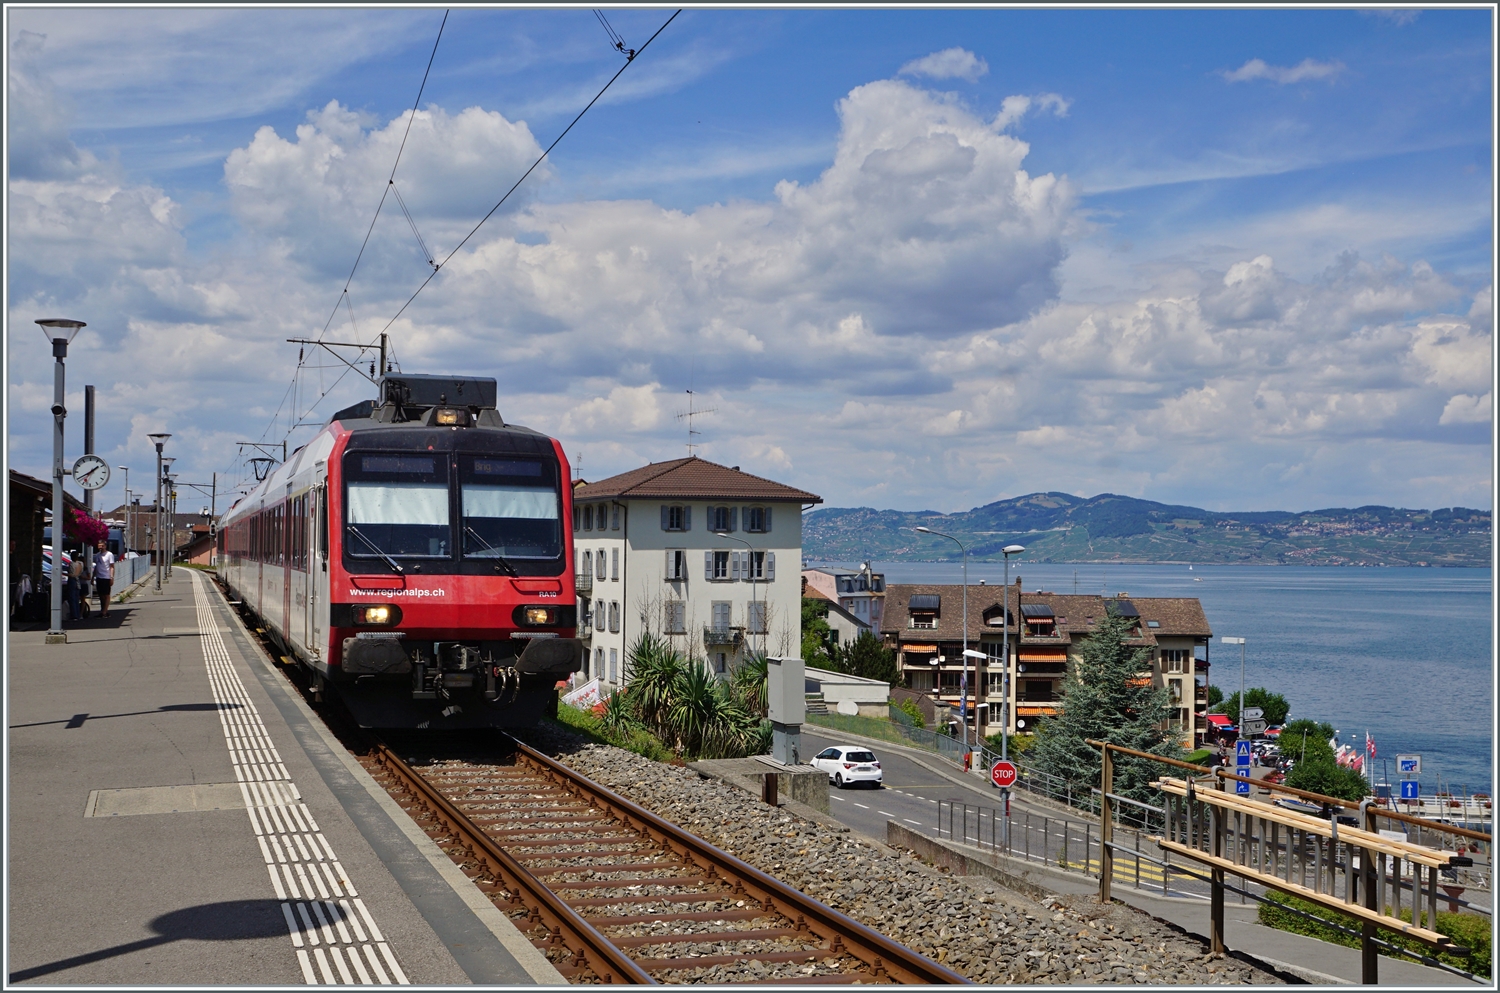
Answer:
[5,6,1495,517]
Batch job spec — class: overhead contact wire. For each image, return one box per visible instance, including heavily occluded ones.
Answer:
[316,8,450,340]
[376,8,681,336]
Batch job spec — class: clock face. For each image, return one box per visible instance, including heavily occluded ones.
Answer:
[72,455,111,490]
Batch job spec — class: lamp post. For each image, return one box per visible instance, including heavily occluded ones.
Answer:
[1000,544,1025,759]
[148,434,171,590]
[714,531,761,659]
[116,466,129,551]
[36,318,86,644]
[165,472,178,575]
[913,526,970,758]
[1222,636,1246,736]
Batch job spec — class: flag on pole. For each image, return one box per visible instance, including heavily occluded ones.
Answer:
[1366,732,1376,759]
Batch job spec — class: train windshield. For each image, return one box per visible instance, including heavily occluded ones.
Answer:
[345,454,450,558]
[459,457,561,560]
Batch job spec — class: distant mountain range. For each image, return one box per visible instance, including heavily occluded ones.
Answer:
[802,493,1492,567]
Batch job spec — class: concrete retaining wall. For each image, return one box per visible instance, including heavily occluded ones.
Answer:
[886,821,1053,901]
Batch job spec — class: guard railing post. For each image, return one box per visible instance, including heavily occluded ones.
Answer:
[1210,773,1226,954]
[1361,800,1379,984]
[1100,743,1114,903]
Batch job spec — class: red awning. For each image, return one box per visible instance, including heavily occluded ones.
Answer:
[1206,714,1235,727]
[1019,648,1068,661]
[902,644,938,653]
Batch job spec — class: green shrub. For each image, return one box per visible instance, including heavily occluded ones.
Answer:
[551,700,677,764]
[984,731,1036,758]
[895,698,926,729]
[1184,748,1213,766]
[1258,891,1490,978]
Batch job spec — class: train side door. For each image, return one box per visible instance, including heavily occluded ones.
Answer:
[309,480,328,661]
[282,487,293,639]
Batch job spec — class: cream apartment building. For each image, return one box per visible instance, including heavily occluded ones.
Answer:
[571,458,821,687]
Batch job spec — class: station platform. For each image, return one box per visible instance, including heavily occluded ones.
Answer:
[7,566,563,986]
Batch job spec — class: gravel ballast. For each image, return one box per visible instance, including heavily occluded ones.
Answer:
[517,724,1285,985]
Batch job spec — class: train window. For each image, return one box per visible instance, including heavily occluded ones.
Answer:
[345,452,451,559]
[459,456,561,560]
[317,485,328,568]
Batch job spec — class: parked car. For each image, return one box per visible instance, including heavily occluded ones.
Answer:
[810,745,883,789]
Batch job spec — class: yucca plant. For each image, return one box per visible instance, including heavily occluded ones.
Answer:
[732,652,769,717]
[625,633,686,736]
[597,686,640,739]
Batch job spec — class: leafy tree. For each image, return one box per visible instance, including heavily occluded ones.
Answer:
[732,653,769,718]
[1219,688,1290,726]
[1278,718,1368,802]
[1029,606,1184,804]
[801,598,835,671]
[1206,684,1224,709]
[831,630,899,685]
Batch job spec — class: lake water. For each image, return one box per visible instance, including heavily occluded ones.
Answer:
[855,562,1494,793]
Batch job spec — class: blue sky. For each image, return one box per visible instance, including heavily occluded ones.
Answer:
[6,7,1494,516]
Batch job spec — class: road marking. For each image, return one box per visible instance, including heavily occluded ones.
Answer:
[877,810,893,816]
[903,819,922,826]
[190,572,409,985]
[853,803,870,809]
[831,795,846,802]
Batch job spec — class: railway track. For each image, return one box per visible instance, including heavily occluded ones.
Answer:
[357,734,970,985]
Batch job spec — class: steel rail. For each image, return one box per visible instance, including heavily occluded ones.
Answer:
[368,741,653,984]
[501,733,971,986]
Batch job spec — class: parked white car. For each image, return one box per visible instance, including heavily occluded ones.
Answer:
[810,745,882,789]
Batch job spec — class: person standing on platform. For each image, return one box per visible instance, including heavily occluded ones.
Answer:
[65,554,83,621]
[93,540,115,618]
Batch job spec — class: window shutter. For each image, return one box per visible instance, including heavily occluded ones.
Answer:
[705,550,713,580]
[767,551,776,581]
[661,505,669,530]
[764,506,772,532]
[731,551,741,581]
[729,507,738,532]
[683,505,691,531]
[665,549,674,579]
[611,548,619,580]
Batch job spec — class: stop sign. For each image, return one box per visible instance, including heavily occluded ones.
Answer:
[991,760,1018,789]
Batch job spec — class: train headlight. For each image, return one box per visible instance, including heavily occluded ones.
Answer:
[434,407,471,426]
[354,604,402,626]
[517,605,557,626]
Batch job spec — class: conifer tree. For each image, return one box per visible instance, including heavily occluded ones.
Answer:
[1029,606,1184,805]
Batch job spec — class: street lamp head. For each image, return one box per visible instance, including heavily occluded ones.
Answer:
[913,526,932,533]
[1003,544,1026,556]
[35,318,86,345]
[962,648,987,659]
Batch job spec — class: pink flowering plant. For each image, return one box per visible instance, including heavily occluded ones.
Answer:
[66,508,110,546]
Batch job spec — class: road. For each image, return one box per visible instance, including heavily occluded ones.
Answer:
[802,730,1053,841]
[802,729,1206,897]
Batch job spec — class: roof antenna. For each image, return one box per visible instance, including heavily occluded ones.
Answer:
[675,390,716,457]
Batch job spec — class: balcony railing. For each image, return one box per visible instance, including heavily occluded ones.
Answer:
[703,626,743,648]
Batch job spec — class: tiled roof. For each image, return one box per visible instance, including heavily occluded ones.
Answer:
[574,457,821,503]
[881,585,1211,646]
[880,584,1018,642]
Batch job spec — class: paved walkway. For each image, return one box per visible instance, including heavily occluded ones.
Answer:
[7,566,559,986]
[806,723,1480,986]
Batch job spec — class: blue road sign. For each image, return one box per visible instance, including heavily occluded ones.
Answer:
[1400,780,1421,801]
[1236,779,1250,795]
[1236,740,1252,764]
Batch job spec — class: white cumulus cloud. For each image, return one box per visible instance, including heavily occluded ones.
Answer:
[1440,393,1492,425]
[1222,58,1345,84]
[898,47,988,82]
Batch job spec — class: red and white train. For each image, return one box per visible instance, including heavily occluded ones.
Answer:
[218,373,582,728]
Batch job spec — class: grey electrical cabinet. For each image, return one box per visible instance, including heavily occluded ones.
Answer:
[767,655,805,725]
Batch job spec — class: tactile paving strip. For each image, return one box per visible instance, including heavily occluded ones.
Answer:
[191,573,410,986]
